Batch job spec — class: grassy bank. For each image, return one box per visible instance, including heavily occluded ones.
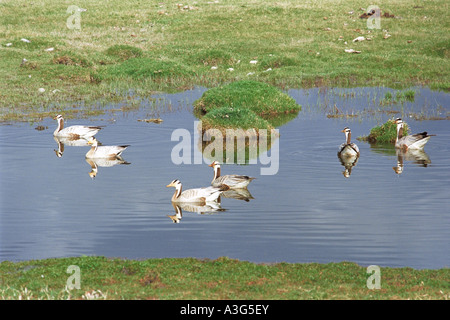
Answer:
[0,256,448,300]
[1,0,449,121]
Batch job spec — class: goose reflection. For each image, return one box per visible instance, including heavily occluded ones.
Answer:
[86,157,131,179]
[167,202,226,223]
[53,136,90,158]
[338,155,359,178]
[392,148,431,175]
[220,188,254,202]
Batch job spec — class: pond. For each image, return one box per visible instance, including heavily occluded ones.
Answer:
[1,86,449,269]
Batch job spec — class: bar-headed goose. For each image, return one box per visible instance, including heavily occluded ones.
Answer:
[166,179,229,204]
[208,161,256,189]
[338,127,360,158]
[394,118,434,150]
[53,114,103,139]
[85,137,129,159]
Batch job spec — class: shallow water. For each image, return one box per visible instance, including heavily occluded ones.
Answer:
[1,87,449,269]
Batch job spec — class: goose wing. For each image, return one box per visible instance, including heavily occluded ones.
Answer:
[59,125,102,137]
[96,145,129,157]
[179,186,225,202]
[212,174,255,188]
[398,132,433,149]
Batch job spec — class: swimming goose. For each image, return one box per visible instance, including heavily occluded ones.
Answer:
[53,114,103,139]
[208,161,256,189]
[85,137,129,159]
[166,179,229,204]
[394,118,434,150]
[338,127,360,158]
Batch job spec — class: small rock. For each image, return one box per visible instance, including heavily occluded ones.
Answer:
[45,47,54,52]
[38,88,46,93]
[5,43,13,47]
[21,38,31,43]
[227,67,234,71]
[249,60,258,64]
[345,49,361,54]
[210,66,218,70]
[353,36,365,42]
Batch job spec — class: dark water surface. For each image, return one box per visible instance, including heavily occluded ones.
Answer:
[1,87,449,269]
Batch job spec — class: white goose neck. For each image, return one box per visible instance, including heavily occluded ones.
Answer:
[173,184,182,201]
[396,123,403,142]
[213,165,221,181]
[345,131,351,144]
[55,117,64,134]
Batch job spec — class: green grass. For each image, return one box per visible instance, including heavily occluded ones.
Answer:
[202,106,274,131]
[0,0,448,121]
[103,57,195,80]
[105,44,143,61]
[194,80,300,116]
[0,256,448,300]
[194,80,300,130]
[359,118,409,144]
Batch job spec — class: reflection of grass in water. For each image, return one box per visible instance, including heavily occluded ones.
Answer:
[367,142,397,156]
[199,131,276,164]
[261,111,299,127]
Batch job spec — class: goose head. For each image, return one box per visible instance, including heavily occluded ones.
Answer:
[166,179,182,188]
[208,160,220,168]
[341,127,352,144]
[394,118,403,125]
[87,137,99,147]
[394,118,404,140]
[53,114,65,133]
[394,118,404,129]
[167,179,182,200]
[208,161,221,180]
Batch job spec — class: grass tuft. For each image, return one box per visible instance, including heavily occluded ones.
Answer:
[202,106,273,131]
[105,45,143,61]
[194,80,301,116]
[360,119,409,144]
[194,80,300,131]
